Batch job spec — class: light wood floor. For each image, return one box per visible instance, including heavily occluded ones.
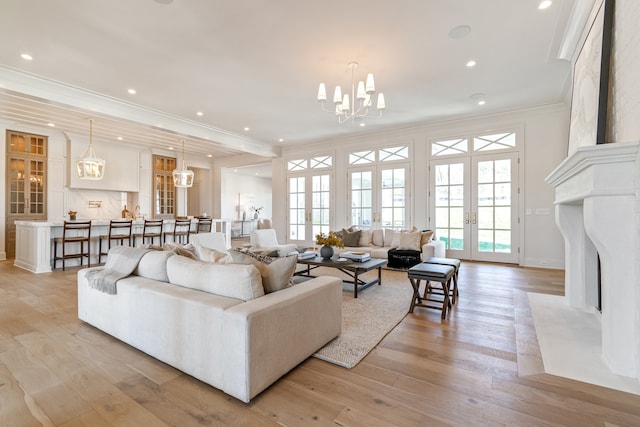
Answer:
[2,259,640,426]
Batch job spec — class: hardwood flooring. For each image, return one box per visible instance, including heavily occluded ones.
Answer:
[1,259,639,426]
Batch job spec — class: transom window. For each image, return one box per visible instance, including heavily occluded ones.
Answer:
[349,145,408,165]
[432,131,516,157]
[287,155,333,171]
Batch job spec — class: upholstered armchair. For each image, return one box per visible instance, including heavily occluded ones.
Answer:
[250,229,297,256]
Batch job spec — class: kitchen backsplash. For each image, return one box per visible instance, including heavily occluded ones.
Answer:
[66,189,134,220]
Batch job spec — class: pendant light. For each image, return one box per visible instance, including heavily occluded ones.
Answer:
[76,118,106,179]
[172,139,194,187]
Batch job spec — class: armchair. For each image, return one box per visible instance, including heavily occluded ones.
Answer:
[250,229,297,256]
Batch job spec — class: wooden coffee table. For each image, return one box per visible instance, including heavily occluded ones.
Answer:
[295,256,387,298]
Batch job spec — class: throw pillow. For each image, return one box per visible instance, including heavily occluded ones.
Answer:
[342,228,361,247]
[371,229,384,247]
[163,242,198,260]
[198,246,233,264]
[229,250,298,293]
[397,230,422,251]
[358,229,372,247]
[420,230,434,246]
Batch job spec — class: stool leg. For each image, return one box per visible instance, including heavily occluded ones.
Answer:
[409,278,421,313]
[440,279,451,319]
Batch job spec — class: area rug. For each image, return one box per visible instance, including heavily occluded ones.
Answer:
[310,267,412,368]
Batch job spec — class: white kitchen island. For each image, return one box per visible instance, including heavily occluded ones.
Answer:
[14,218,233,273]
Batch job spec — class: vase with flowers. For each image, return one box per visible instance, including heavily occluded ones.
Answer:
[68,210,77,221]
[250,205,263,219]
[315,231,344,259]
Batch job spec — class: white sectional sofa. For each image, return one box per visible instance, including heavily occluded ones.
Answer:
[333,228,445,260]
[77,246,342,403]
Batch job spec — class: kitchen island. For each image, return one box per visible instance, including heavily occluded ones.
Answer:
[14,218,233,273]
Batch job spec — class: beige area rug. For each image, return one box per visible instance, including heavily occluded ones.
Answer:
[310,267,413,368]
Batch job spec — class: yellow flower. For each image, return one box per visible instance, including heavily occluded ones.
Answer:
[68,210,77,216]
[315,232,344,248]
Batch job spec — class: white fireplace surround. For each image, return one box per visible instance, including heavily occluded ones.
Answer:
[546,141,640,379]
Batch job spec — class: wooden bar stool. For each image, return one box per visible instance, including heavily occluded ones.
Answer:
[133,219,164,246]
[53,220,92,271]
[98,219,133,263]
[407,263,455,319]
[167,218,192,244]
[423,257,461,304]
[195,217,212,233]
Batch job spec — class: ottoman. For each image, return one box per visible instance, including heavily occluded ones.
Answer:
[423,257,461,304]
[388,248,422,269]
[407,263,455,319]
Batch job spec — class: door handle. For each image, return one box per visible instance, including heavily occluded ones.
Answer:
[465,212,469,224]
[472,212,477,224]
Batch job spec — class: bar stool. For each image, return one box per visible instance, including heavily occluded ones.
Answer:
[98,219,133,263]
[167,218,192,244]
[407,263,455,319]
[195,217,213,233]
[423,257,461,304]
[53,220,92,271]
[133,219,164,246]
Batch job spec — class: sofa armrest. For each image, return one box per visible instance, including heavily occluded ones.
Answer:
[222,276,342,402]
[422,239,446,259]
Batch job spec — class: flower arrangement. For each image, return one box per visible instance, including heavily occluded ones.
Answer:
[315,231,344,248]
[68,210,77,216]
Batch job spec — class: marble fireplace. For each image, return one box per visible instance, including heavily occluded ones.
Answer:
[546,141,640,379]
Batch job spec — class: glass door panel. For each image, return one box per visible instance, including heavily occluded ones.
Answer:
[288,173,332,245]
[311,175,330,238]
[288,176,306,242]
[471,153,518,262]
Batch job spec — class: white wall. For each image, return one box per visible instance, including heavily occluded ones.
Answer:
[220,171,272,220]
[274,103,569,269]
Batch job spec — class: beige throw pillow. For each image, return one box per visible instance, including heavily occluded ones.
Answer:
[198,246,233,264]
[229,250,298,293]
[398,230,422,251]
[163,242,198,260]
[358,229,372,247]
[420,230,434,246]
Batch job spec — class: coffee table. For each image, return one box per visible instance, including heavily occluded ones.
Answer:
[295,256,388,298]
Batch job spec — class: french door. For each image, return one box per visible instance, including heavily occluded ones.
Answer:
[349,164,409,230]
[430,152,518,263]
[288,173,332,246]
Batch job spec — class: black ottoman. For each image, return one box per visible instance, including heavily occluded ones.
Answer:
[387,248,422,269]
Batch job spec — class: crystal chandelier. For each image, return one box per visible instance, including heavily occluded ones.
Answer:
[76,118,106,180]
[172,139,194,188]
[317,61,386,124]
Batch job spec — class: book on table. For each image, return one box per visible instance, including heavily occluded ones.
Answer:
[297,252,316,260]
[340,251,371,262]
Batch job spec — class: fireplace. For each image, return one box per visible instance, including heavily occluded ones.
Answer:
[546,141,640,379]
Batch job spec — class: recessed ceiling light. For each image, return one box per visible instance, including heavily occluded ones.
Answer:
[359,123,366,127]
[478,100,486,105]
[169,146,175,150]
[243,127,250,131]
[128,88,136,95]
[117,136,123,141]
[538,0,552,10]
[449,25,471,39]
[21,53,33,60]
[47,122,55,127]
[278,138,284,142]
[207,154,212,158]
[466,60,477,68]
[196,111,203,116]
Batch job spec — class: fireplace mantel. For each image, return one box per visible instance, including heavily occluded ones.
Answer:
[546,141,640,379]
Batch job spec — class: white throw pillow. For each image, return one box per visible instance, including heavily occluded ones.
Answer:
[371,229,384,247]
[166,255,264,301]
[198,246,233,264]
[358,229,372,247]
[135,250,175,282]
[398,230,422,251]
[229,250,298,293]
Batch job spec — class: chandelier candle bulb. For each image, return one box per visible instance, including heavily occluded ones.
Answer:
[365,73,375,93]
[377,93,386,110]
[317,83,327,101]
[356,81,366,99]
[333,86,342,104]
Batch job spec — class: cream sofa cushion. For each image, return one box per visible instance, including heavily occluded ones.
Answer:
[166,255,264,301]
[371,229,384,246]
[134,250,175,282]
[398,230,421,251]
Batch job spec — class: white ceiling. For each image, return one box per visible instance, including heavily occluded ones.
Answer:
[0,0,591,161]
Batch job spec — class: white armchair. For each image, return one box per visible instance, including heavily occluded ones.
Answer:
[250,229,297,256]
